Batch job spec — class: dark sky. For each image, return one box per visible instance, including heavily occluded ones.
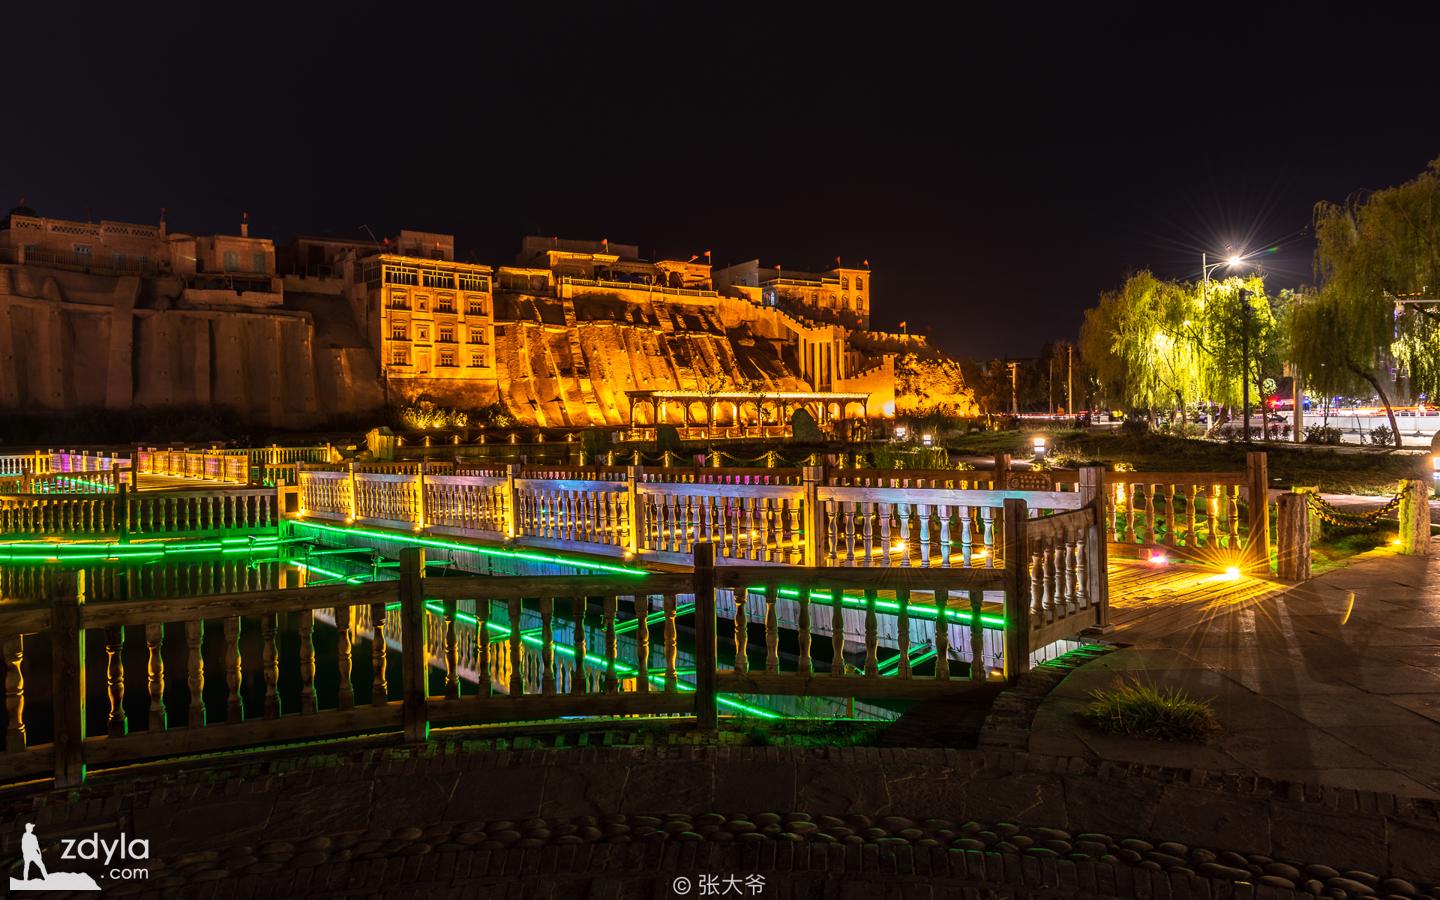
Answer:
[6,5,1440,358]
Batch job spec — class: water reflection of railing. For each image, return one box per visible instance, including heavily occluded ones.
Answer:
[0,543,1081,787]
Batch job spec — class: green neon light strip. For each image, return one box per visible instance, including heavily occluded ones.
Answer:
[875,645,936,677]
[295,521,646,576]
[0,536,285,563]
[371,599,782,719]
[750,586,1006,630]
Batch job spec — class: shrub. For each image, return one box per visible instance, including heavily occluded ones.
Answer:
[1304,424,1343,445]
[1079,677,1219,742]
[1369,425,1395,446]
[1119,417,1150,436]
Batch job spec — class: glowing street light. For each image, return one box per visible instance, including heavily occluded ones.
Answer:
[1203,250,1253,438]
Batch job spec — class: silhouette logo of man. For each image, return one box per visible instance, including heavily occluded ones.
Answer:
[9,822,101,892]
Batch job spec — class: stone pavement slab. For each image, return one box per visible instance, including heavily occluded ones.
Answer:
[1033,544,1440,798]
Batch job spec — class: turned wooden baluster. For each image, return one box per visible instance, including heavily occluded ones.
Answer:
[733,590,748,675]
[938,506,953,568]
[969,591,987,680]
[797,583,812,677]
[442,596,459,700]
[663,594,678,692]
[917,505,932,567]
[934,590,950,681]
[981,507,996,568]
[507,597,524,697]
[602,596,618,694]
[103,626,127,736]
[540,597,556,695]
[146,623,166,730]
[185,620,206,727]
[477,599,492,698]
[260,613,280,719]
[896,588,912,677]
[878,503,892,567]
[635,594,651,692]
[336,605,355,711]
[1143,484,1157,544]
[863,588,879,676]
[1043,541,1058,620]
[292,610,314,714]
[1164,484,1177,545]
[371,601,389,705]
[1228,485,1241,545]
[571,597,588,694]
[224,616,243,722]
[830,588,845,675]
[861,502,875,567]
[1030,546,1046,621]
[764,585,780,674]
[4,635,25,751]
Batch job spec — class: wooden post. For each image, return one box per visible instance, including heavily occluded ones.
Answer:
[995,453,1012,490]
[505,463,520,538]
[117,483,130,544]
[692,543,719,730]
[49,570,86,788]
[416,462,428,529]
[1276,493,1312,580]
[346,460,358,522]
[1246,451,1271,570]
[802,465,823,567]
[626,465,641,556]
[1398,478,1432,556]
[1078,467,1111,630]
[1001,498,1030,681]
[399,548,429,742]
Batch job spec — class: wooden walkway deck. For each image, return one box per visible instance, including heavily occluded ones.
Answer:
[1103,559,1286,643]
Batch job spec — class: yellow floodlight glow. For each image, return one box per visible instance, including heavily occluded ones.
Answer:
[1224,566,1241,579]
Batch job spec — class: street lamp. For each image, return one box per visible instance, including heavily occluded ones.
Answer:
[1202,251,1251,438]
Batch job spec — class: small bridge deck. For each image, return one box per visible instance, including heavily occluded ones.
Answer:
[1104,559,1285,642]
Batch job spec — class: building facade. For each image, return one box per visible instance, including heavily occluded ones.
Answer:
[360,254,496,383]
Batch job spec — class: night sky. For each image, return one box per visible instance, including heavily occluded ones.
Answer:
[6,5,1440,358]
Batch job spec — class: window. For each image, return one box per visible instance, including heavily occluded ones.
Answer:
[841,276,849,290]
[417,326,429,342]
[74,244,92,256]
[458,273,488,292]
[422,269,454,289]
[470,353,486,368]
[253,253,266,273]
[467,328,485,344]
[438,326,454,343]
[438,349,455,368]
[856,276,864,291]
[223,251,239,271]
[390,348,409,365]
[113,253,127,269]
[466,298,486,316]
[384,266,419,286]
[388,291,410,309]
[417,297,429,312]
[436,294,455,313]
[390,322,408,341]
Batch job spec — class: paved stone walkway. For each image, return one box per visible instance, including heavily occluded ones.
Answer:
[1033,542,1440,799]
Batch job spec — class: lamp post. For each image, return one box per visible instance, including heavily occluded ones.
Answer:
[1202,251,1248,437]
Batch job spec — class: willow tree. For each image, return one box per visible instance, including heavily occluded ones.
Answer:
[1079,271,1202,422]
[1294,157,1440,446]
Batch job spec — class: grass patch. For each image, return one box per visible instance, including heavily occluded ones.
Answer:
[1079,677,1220,742]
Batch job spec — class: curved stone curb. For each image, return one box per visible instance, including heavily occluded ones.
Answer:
[978,644,1115,751]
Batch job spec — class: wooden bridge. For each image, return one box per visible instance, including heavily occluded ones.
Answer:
[0,451,1291,789]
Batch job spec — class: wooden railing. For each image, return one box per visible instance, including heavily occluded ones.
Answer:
[296,463,1103,572]
[137,446,331,486]
[1,534,1090,787]
[0,487,280,539]
[1106,451,1270,563]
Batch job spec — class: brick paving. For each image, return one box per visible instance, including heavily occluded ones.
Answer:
[1,733,1437,898]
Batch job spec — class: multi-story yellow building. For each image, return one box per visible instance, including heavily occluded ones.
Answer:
[358,254,496,382]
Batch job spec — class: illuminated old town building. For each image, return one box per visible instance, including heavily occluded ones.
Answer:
[0,207,911,428]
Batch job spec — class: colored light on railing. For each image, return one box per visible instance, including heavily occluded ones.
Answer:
[294,520,646,576]
[1223,566,1241,580]
[1148,552,1168,566]
[748,585,1006,628]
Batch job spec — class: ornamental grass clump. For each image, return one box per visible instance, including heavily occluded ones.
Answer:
[1080,678,1220,742]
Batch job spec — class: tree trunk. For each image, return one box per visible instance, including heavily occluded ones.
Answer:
[1351,365,1403,448]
